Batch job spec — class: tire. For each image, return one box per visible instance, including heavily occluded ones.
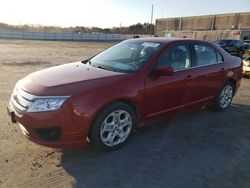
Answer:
[212,82,234,111]
[89,102,136,151]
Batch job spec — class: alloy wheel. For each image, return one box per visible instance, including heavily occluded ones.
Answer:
[219,85,233,109]
[100,110,132,147]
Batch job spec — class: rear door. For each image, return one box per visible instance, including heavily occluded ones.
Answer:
[185,43,227,106]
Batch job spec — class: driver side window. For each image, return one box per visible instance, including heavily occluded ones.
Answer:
[157,45,191,71]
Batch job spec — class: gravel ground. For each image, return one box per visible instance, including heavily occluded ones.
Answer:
[0,39,250,188]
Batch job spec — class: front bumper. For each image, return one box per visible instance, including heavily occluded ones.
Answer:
[7,102,93,149]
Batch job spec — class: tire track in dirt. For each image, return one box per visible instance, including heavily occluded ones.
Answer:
[17,168,75,188]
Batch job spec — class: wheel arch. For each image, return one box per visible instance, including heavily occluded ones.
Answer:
[87,98,140,137]
[227,79,236,95]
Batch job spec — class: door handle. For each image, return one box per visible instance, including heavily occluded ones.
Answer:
[220,68,225,73]
[185,75,192,80]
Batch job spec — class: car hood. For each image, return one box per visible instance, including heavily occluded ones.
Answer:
[19,62,124,96]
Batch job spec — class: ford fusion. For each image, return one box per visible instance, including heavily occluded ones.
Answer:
[7,38,242,151]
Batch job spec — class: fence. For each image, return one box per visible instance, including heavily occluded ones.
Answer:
[0,29,127,41]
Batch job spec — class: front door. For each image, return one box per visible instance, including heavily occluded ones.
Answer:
[145,44,193,121]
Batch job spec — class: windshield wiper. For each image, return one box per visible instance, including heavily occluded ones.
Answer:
[84,60,110,71]
[98,65,108,70]
[81,59,92,65]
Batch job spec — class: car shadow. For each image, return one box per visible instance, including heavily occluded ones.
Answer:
[61,103,250,188]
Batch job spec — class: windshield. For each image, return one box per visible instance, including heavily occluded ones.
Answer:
[89,40,162,73]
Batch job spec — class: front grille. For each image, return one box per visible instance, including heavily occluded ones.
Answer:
[10,87,35,114]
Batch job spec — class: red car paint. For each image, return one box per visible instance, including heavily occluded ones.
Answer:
[7,38,242,149]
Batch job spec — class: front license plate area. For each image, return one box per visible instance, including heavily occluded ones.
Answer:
[7,106,17,123]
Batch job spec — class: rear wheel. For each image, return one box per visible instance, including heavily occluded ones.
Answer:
[89,102,136,151]
[212,82,234,111]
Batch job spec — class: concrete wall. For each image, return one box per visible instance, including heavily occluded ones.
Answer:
[155,18,180,36]
[181,15,213,30]
[214,14,237,30]
[163,31,194,39]
[155,12,250,37]
[238,13,250,29]
[162,30,247,41]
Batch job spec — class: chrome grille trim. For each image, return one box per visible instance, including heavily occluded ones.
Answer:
[11,87,36,113]
[11,96,27,112]
[15,92,32,108]
[17,87,37,101]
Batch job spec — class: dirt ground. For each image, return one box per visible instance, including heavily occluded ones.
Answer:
[0,39,250,188]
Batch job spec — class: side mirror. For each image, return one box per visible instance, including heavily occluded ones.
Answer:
[155,66,173,76]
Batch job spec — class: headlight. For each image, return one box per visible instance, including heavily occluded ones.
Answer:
[27,97,69,112]
[243,60,250,67]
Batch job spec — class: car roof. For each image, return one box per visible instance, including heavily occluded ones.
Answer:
[217,39,242,41]
[127,37,209,45]
[126,37,231,58]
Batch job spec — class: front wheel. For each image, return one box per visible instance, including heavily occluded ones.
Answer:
[89,102,136,151]
[212,82,234,111]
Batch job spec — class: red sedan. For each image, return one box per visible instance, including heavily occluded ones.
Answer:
[7,38,242,151]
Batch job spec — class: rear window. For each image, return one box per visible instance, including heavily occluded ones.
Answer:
[194,45,219,66]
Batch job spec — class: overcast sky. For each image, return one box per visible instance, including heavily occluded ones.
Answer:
[0,0,249,28]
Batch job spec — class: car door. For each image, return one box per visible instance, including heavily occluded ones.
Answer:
[145,44,193,121]
[185,43,227,107]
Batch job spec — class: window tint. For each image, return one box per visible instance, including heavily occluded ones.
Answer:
[157,45,191,71]
[194,45,218,66]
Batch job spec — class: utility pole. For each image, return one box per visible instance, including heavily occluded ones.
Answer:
[119,23,121,35]
[150,4,154,37]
